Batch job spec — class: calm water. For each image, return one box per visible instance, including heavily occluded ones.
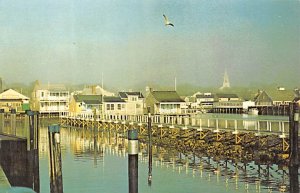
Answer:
[1,114,299,193]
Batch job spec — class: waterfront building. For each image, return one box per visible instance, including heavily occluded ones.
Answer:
[212,93,243,113]
[195,93,215,109]
[103,96,126,115]
[69,95,102,114]
[118,91,144,115]
[254,88,295,106]
[145,90,185,114]
[31,81,69,114]
[0,88,30,112]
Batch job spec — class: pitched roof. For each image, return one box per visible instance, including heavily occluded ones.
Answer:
[216,93,239,98]
[73,95,102,104]
[195,94,215,98]
[151,91,184,103]
[103,96,125,103]
[0,89,29,100]
[119,92,144,99]
[38,84,67,91]
[264,89,295,101]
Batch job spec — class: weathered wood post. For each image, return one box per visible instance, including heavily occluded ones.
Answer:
[0,109,4,133]
[26,110,40,193]
[289,102,299,167]
[147,107,152,186]
[48,124,63,193]
[128,129,138,193]
[10,109,16,135]
[289,102,299,193]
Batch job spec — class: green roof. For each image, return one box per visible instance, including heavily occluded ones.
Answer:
[73,95,102,104]
[151,91,184,102]
[262,89,295,101]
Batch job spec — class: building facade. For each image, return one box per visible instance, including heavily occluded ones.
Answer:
[145,90,185,114]
[118,92,144,115]
[0,89,30,112]
[31,81,69,114]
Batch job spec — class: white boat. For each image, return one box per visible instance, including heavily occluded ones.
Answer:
[248,108,259,115]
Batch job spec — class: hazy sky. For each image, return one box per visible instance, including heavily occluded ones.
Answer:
[0,0,299,89]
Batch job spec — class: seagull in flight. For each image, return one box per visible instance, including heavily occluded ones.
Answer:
[163,14,174,27]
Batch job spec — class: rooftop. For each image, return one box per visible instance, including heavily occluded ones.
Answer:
[151,91,184,103]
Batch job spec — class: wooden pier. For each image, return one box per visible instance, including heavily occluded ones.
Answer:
[59,111,297,164]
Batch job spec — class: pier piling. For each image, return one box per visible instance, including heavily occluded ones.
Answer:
[128,129,138,193]
[10,109,16,135]
[289,102,299,193]
[0,109,4,133]
[289,102,299,167]
[147,107,152,186]
[26,110,40,193]
[48,124,64,193]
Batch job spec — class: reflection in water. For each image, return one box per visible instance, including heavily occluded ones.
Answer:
[37,121,300,193]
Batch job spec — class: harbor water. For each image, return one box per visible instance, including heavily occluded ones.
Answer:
[1,114,299,193]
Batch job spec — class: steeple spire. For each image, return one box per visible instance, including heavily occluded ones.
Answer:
[220,69,230,89]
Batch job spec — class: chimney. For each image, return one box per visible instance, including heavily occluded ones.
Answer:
[92,85,96,95]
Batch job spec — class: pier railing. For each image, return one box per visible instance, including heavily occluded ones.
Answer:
[59,112,291,136]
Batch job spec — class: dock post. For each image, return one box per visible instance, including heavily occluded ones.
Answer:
[48,124,64,193]
[289,102,299,167]
[128,129,138,193]
[289,102,299,193]
[10,109,16,135]
[26,110,40,193]
[147,107,152,186]
[0,109,4,133]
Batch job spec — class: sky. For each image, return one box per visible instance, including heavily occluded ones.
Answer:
[0,0,299,89]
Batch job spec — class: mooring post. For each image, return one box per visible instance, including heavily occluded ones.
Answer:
[10,108,16,135]
[289,102,299,167]
[25,110,40,193]
[289,102,299,193]
[48,124,64,193]
[147,107,152,186]
[128,129,138,193]
[0,109,4,133]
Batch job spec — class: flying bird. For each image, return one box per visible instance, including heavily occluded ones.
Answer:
[163,14,174,27]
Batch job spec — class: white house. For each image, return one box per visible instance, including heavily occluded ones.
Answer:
[119,92,144,115]
[0,89,30,112]
[31,81,69,114]
[145,90,185,114]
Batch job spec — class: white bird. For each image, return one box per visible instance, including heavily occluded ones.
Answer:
[163,14,174,27]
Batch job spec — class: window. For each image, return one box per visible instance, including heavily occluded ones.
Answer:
[111,104,114,110]
[118,104,121,110]
[107,104,110,110]
[41,92,44,97]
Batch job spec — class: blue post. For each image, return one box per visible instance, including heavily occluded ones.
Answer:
[128,129,138,193]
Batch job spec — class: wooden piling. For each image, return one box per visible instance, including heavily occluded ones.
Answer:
[0,109,4,133]
[128,129,138,193]
[10,109,16,135]
[26,110,40,193]
[48,124,63,193]
[147,107,152,186]
[289,102,299,167]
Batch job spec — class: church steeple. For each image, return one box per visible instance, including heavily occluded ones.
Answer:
[220,69,230,89]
